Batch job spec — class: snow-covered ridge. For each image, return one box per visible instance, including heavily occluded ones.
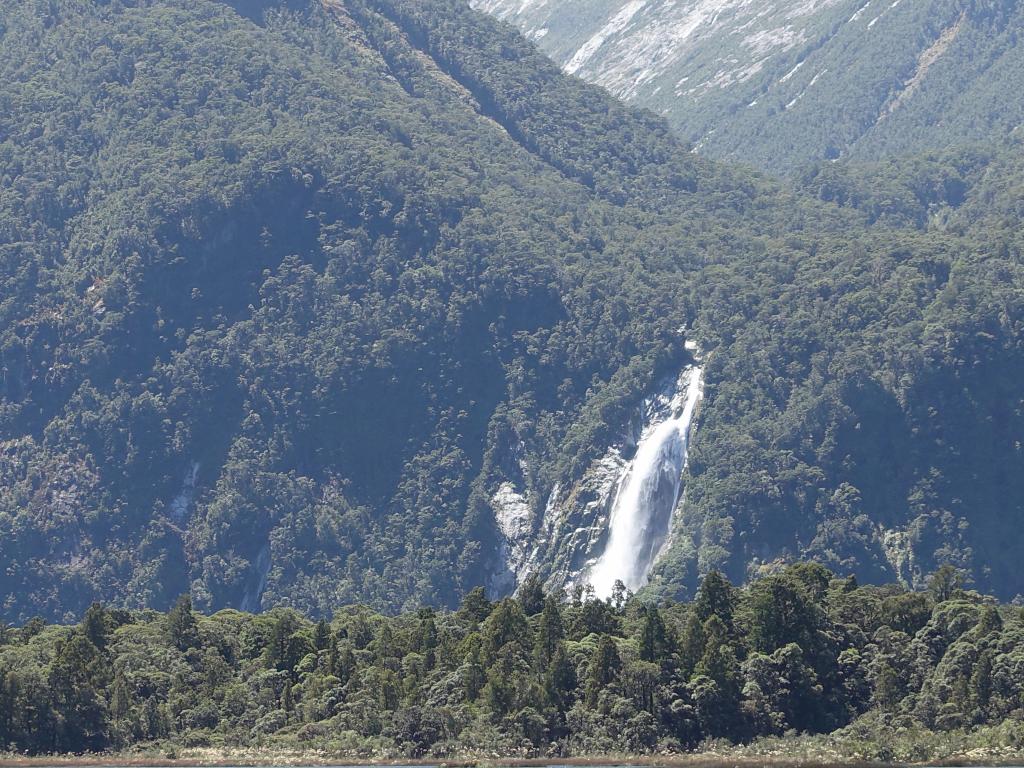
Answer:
[472,0,847,103]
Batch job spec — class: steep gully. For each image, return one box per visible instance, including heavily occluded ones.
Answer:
[492,343,705,598]
[588,361,703,597]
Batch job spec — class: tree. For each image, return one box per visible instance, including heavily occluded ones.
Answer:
[545,642,577,709]
[81,604,111,652]
[535,595,564,668]
[576,596,620,637]
[622,659,661,713]
[928,564,964,603]
[265,612,312,677]
[414,609,439,670]
[109,672,133,722]
[518,572,546,616]
[585,634,621,707]
[483,651,525,717]
[47,634,110,751]
[873,663,902,710]
[692,616,742,737]
[743,575,823,656]
[970,649,995,718]
[679,610,706,677]
[313,618,332,651]
[694,571,736,627]
[976,606,1002,637]
[638,605,672,663]
[460,587,492,624]
[741,644,824,734]
[481,599,530,664]
[0,668,16,747]
[611,579,628,611]
[460,635,487,701]
[165,594,200,652]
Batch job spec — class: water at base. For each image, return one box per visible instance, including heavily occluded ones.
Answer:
[587,363,703,599]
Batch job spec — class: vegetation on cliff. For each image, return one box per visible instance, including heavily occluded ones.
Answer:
[1,0,1022,622]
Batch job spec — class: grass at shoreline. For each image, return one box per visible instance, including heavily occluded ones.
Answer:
[6,722,1024,768]
[2,746,1024,768]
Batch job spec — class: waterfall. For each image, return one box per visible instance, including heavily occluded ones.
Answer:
[241,544,271,613]
[169,461,200,522]
[587,362,703,598]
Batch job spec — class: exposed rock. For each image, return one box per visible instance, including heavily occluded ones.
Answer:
[490,353,704,599]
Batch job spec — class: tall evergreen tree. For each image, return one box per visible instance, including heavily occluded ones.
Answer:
[535,595,565,669]
[518,573,546,616]
[165,595,200,652]
[694,571,736,627]
[638,605,672,663]
[585,634,621,707]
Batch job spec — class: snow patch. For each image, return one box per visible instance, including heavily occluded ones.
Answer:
[849,0,872,23]
[786,67,827,109]
[779,59,805,83]
[566,0,649,75]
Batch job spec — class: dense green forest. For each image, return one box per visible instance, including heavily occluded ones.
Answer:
[1,0,1023,623]
[3,565,1024,760]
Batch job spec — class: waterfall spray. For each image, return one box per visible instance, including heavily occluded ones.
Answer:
[587,362,703,598]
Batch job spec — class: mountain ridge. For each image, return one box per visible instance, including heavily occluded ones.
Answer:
[475,0,1024,173]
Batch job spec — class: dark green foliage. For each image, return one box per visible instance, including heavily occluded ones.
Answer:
[585,634,622,707]
[1,0,1023,628]
[0,565,1022,756]
[166,595,200,652]
[518,573,546,617]
[0,0,720,622]
[81,603,112,652]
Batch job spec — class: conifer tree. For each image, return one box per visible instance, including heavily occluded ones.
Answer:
[535,595,564,668]
[313,618,331,651]
[519,573,546,616]
[694,571,735,627]
[165,594,200,652]
[586,634,621,707]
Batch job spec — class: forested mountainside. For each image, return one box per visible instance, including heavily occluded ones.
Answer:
[3,564,1024,759]
[1,0,1022,623]
[475,0,1024,174]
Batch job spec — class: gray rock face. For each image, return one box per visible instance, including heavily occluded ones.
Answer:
[472,0,1024,172]
[490,355,703,597]
[589,363,703,597]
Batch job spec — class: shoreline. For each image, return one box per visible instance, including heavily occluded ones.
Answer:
[2,754,1022,768]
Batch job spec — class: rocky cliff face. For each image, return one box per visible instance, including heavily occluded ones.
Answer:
[490,350,704,598]
[474,0,852,104]
[475,0,1024,172]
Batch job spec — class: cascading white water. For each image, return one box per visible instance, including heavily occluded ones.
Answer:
[588,362,703,598]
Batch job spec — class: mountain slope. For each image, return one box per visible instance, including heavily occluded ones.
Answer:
[475,0,1024,173]
[1,0,1023,622]
[0,0,776,620]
